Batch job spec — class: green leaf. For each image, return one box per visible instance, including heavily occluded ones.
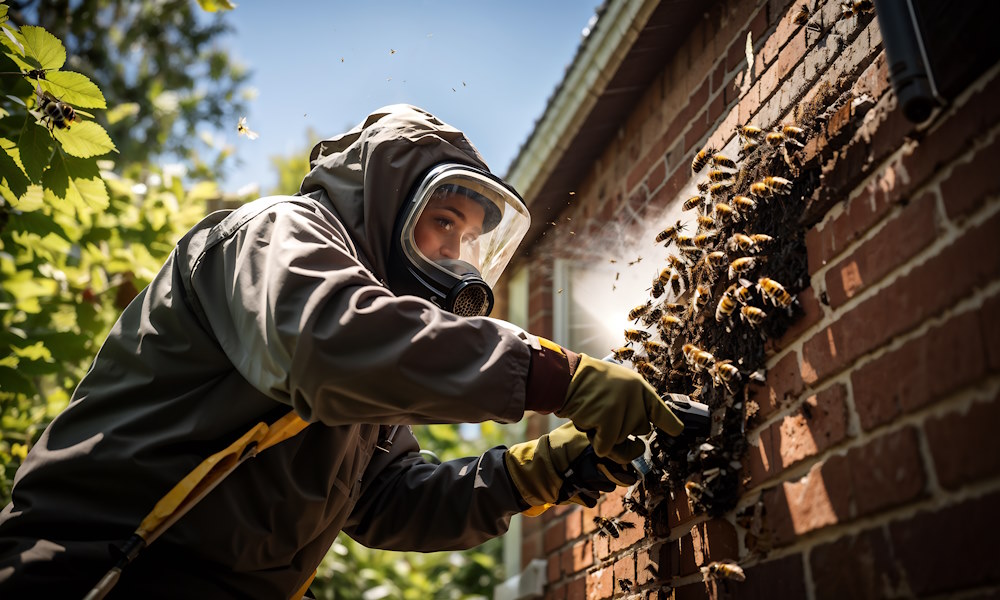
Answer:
[12,341,53,363]
[43,152,108,213]
[196,0,238,12]
[1,24,22,55]
[40,71,106,109]
[51,121,116,158]
[0,140,29,200]
[0,5,9,23]
[105,102,139,125]
[17,119,51,183]
[0,366,34,397]
[19,26,65,71]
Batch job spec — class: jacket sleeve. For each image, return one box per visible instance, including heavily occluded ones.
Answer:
[188,199,530,425]
[342,425,526,551]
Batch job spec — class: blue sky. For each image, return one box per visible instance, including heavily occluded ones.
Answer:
[214,2,601,195]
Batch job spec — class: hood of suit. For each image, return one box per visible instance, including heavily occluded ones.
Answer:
[299,104,491,283]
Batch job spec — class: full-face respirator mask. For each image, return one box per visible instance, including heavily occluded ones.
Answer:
[388,163,531,317]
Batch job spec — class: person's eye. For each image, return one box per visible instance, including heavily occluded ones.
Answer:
[435,217,454,231]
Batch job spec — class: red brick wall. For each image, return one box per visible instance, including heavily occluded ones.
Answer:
[505,0,1000,597]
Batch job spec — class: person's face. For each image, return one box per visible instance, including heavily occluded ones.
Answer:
[413,191,486,262]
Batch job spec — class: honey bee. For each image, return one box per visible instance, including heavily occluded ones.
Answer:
[733,279,754,304]
[727,233,756,252]
[683,195,705,211]
[732,195,757,213]
[624,328,651,342]
[757,277,795,307]
[696,180,711,194]
[682,343,715,370]
[629,301,652,322]
[656,268,672,287]
[715,291,737,322]
[640,306,663,327]
[691,147,716,173]
[236,116,259,140]
[728,256,757,279]
[783,125,806,139]
[593,516,635,538]
[666,254,687,271]
[709,182,734,197]
[737,124,763,141]
[751,176,793,198]
[642,340,667,356]
[740,305,767,326]
[711,154,737,169]
[793,4,810,24]
[618,578,633,593]
[691,284,711,311]
[655,220,685,243]
[669,269,684,294]
[750,233,774,247]
[765,131,786,146]
[675,233,693,247]
[711,359,741,392]
[766,129,804,148]
[659,314,683,336]
[611,346,635,362]
[677,244,702,261]
[662,302,686,315]
[714,202,736,221]
[708,169,734,182]
[702,560,746,582]
[685,479,714,499]
[840,0,874,19]
[693,231,717,248]
[703,251,727,269]
[636,360,663,381]
[739,140,760,159]
[650,278,665,298]
[696,215,716,229]
[37,90,76,131]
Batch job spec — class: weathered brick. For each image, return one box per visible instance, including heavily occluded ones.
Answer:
[779,383,849,468]
[743,420,780,486]
[690,519,738,566]
[849,426,926,517]
[852,309,988,430]
[609,512,645,553]
[852,52,890,101]
[587,564,614,600]
[562,538,594,575]
[613,553,636,596]
[890,490,1000,596]
[748,350,804,421]
[802,210,1000,385]
[636,542,667,586]
[811,527,902,600]
[926,392,1000,490]
[941,135,1000,221]
[805,178,898,274]
[824,188,939,307]
[762,455,851,545]
[771,285,823,350]
[600,488,626,519]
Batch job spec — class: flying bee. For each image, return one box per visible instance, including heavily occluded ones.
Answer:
[36,90,76,131]
[691,146,716,173]
[624,328,651,342]
[618,579,633,593]
[696,215,716,229]
[659,314,683,336]
[655,220,685,243]
[702,560,746,582]
[636,360,663,381]
[703,251,727,269]
[715,292,737,322]
[593,516,635,539]
[757,276,795,307]
[794,4,810,24]
[628,301,653,322]
[728,256,757,279]
[707,169,734,182]
[740,305,767,326]
[714,202,736,221]
[236,116,259,140]
[682,195,705,211]
[693,231,717,248]
[728,233,757,252]
[711,154,737,169]
[732,195,757,213]
[642,340,667,356]
[709,181,734,197]
[611,346,635,362]
[737,124,763,141]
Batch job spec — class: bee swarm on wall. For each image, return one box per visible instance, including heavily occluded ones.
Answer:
[617,97,832,523]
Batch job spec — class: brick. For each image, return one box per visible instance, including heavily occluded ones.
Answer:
[743,420,780,486]
[522,530,542,567]
[600,488,626,519]
[805,181,895,274]
[852,52,890,101]
[824,188,939,308]
[548,553,562,584]
[566,576,585,600]
[801,210,1000,385]
[666,490,695,530]
[544,518,567,554]
[582,503,600,535]
[748,351,804,421]
[636,542,667,586]
[673,582,711,600]
[852,309,988,430]
[778,383,849,469]
[771,285,823,350]
[762,455,851,545]
[565,508,583,541]
[849,426,926,517]
[691,519,738,566]
[926,392,1000,490]
[646,159,667,195]
[890,490,1000,596]
[735,554,808,598]
[564,538,594,574]
[609,513,645,553]
[587,564,614,600]
[544,582,566,600]
[775,28,806,82]
[613,553,636,596]
[811,527,902,600]
[676,532,699,577]
[941,135,1000,221]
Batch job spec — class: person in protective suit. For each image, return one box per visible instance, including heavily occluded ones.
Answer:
[0,105,686,598]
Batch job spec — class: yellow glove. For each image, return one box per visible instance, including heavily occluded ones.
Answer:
[504,422,636,508]
[556,354,684,463]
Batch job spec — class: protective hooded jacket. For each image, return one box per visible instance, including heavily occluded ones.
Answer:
[0,105,541,598]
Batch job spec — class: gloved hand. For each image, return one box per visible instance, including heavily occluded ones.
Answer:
[556,354,684,463]
[504,422,637,508]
